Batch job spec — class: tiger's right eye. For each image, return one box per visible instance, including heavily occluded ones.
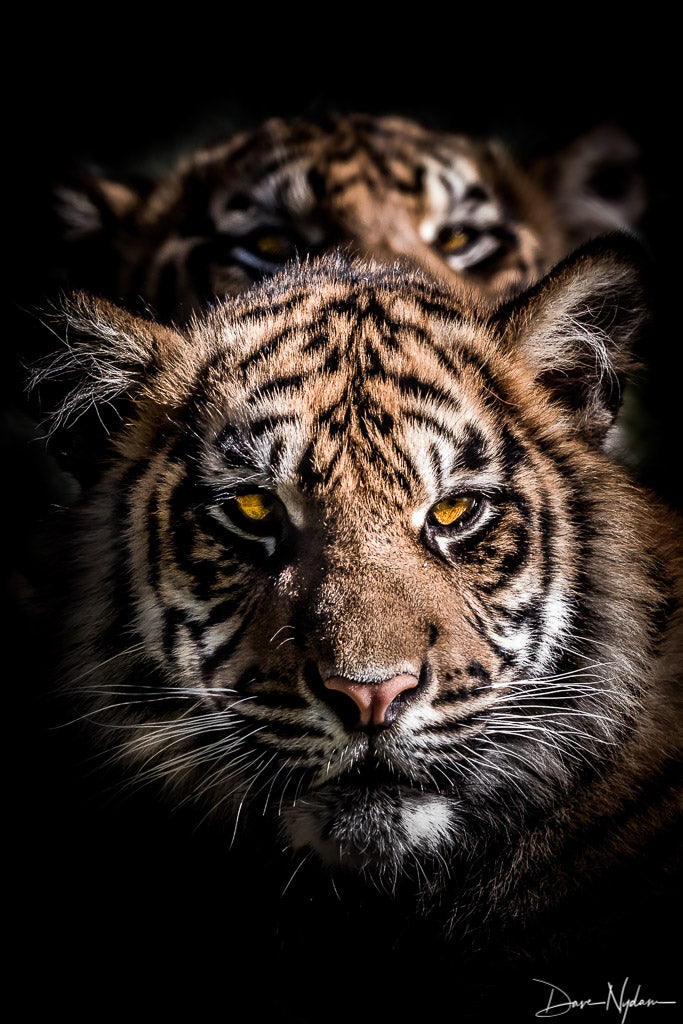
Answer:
[252,232,298,262]
[236,493,274,521]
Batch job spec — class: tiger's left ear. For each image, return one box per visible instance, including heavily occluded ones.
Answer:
[491,234,651,440]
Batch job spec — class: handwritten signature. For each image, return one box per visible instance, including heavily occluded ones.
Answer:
[534,978,677,1023]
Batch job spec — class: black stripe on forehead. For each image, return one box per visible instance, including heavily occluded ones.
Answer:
[215,413,299,476]
[216,120,325,171]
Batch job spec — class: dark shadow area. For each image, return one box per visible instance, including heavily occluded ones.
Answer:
[6,23,680,1023]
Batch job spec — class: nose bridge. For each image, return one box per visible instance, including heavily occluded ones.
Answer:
[326,186,459,289]
[306,519,428,675]
[316,151,414,260]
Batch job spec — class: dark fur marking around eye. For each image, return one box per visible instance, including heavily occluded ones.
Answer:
[438,172,456,200]
[307,168,327,201]
[404,410,466,455]
[464,184,489,203]
[269,436,285,476]
[426,442,445,490]
[216,422,263,471]
[296,440,323,491]
[499,424,528,475]
[249,413,299,438]
[224,191,252,211]
[456,424,490,472]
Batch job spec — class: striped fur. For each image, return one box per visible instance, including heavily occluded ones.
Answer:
[44,238,681,929]
[57,115,646,321]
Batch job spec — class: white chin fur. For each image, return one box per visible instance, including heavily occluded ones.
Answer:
[282,787,456,873]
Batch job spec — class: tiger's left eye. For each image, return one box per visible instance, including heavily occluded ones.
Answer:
[429,496,478,527]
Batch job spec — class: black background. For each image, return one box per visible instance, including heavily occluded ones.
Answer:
[6,18,681,1023]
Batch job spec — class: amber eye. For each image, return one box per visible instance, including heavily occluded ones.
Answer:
[437,227,471,253]
[429,496,478,527]
[236,493,274,521]
[223,490,287,540]
[253,233,297,262]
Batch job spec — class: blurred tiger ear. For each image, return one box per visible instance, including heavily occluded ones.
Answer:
[533,125,648,247]
[492,234,651,439]
[30,294,187,482]
[54,168,150,295]
[55,168,148,239]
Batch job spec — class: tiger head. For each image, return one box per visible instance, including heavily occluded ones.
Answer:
[56,114,646,321]
[43,237,680,906]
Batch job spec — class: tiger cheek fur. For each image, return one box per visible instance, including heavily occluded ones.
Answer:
[43,240,682,926]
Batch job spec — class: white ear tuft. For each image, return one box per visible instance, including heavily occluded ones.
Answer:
[54,171,144,241]
[493,234,650,439]
[30,294,182,435]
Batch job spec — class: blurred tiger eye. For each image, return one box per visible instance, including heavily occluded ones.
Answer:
[430,496,475,526]
[236,493,273,521]
[438,228,469,253]
[255,233,296,260]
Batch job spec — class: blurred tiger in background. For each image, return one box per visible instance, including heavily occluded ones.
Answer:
[56,114,646,322]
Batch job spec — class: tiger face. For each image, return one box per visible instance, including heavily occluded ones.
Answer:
[57,115,646,321]
[45,239,681,911]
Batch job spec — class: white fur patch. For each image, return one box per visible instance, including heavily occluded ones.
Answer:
[399,794,455,852]
[283,788,455,870]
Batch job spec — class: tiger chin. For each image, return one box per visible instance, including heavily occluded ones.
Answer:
[36,235,682,930]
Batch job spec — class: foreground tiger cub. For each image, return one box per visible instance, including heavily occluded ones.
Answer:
[57,114,645,320]
[44,237,680,935]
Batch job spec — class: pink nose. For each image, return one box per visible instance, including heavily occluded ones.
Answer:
[324,673,419,727]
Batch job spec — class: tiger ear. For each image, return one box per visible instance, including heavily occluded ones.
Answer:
[54,168,150,295]
[30,293,187,482]
[56,171,143,236]
[533,125,648,247]
[492,234,650,440]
